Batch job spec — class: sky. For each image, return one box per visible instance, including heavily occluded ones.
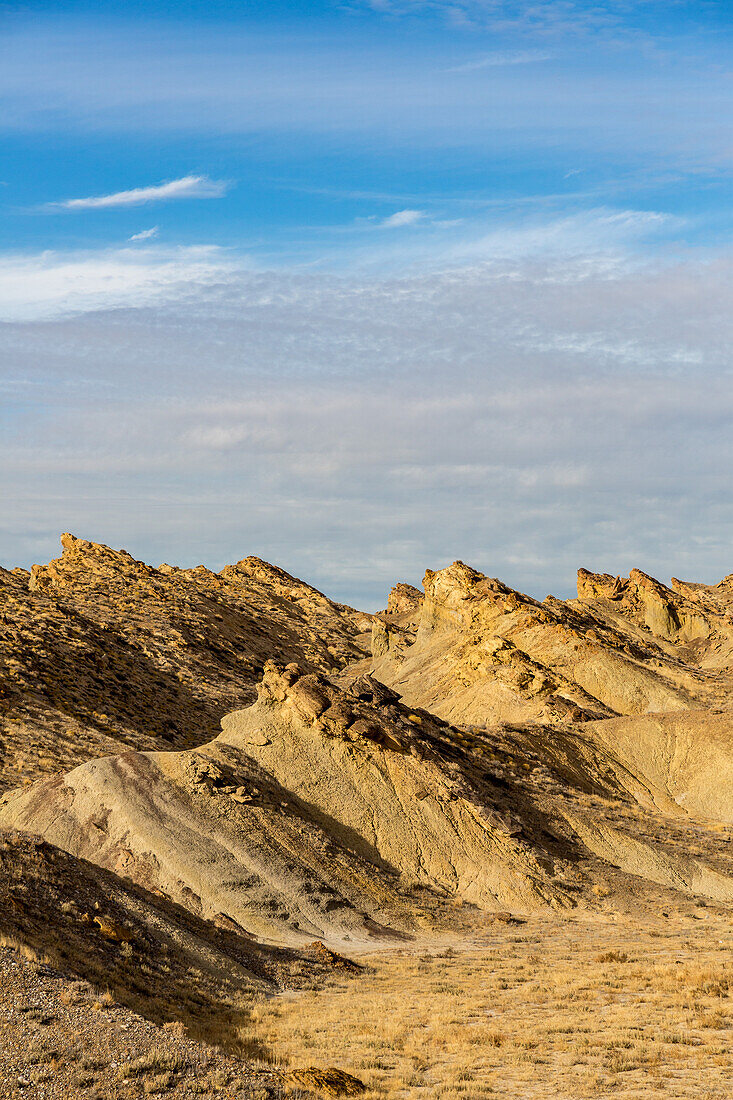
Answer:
[1,0,732,608]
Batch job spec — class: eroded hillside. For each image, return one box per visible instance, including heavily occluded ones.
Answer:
[367,561,733,727]
[5,540,733,1094]
[0,534,371,792]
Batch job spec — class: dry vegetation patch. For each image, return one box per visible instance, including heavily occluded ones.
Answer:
[251,914,733,1099]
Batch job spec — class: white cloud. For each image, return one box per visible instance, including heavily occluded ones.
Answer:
[0,208,682,324]
[129,226,159,242]
[50,175,229,211]
[348,207,678,273]
[361,0,647,37]
[380,209,425,228]
[0,246,237,322]
[0,206,685,328]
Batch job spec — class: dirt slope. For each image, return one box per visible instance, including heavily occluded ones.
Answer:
[0,534,371,792]
[7,658,733,945]
[0,830,349,1046]
[0,663,580,944]
[584,709,733,820]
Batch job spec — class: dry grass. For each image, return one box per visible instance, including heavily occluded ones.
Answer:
[0,931,48,963]
[250,913,733,1099]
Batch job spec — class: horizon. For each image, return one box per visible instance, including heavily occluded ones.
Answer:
[2,0,732,607]
[7,528,729,615]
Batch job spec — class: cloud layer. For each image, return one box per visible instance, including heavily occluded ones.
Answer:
[2,224,732,607]
[0,246,236,323]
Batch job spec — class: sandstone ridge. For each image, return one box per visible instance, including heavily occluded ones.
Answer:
[0,662,574,945]
[368,559,733,726]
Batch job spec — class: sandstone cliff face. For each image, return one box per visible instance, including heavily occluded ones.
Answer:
[0,535,371,791]
[576,567,733,665]
[354,560,733,898]
[6,658,733,937]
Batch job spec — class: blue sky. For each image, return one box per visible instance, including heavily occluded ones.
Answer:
[1,1,732,605]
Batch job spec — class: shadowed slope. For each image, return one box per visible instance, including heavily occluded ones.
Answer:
[0,534,371,792]
[0,664,583,945]
[0,830,352,1052]
[7,660,733,940]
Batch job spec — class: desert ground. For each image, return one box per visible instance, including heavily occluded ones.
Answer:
[258,913,733,1100]
[3,913,732,1099]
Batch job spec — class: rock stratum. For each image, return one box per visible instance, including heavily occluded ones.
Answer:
[3,537,733,954]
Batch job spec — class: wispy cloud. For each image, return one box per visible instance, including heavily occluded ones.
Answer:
[2,232,732,605]
[381,209,425,228]
[0,207,679,322]
[129,226,159,242]
[346,207,678,273]
[445,50,553,74]
[3,267,732,601]
[49,175,230,211]
[361,0,643,36]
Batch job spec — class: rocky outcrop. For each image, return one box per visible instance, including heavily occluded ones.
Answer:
[577,567,715,644]
[221,663,565,914]
[371,582,423,660]
[386,583,423,619]
[7,657,733,932]
[369,560,733,729]
[7,542,733,942]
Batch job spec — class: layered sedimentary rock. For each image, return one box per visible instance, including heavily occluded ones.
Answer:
[576,567,733,666]
[0,663,577,944]
[5,540,733,942]
[7,657,733,941]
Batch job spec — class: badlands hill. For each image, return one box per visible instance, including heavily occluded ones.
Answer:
[0,533,371,792]
[3,538,733,938]
[4,536,733,1094]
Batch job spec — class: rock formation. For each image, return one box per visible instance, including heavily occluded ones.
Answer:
[4,539,733,955]
[366,560,733,726]
[0,662,572,944]
[0,534,371,791]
